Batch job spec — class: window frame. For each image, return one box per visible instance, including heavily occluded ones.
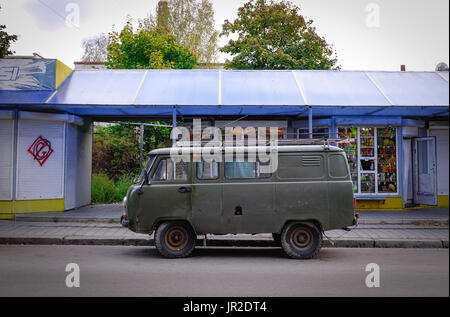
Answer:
[337,126,399,196]
[224,159,273,181]
[149,156,191,184]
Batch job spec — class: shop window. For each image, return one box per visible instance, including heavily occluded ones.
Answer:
[361,173,376,193]
[377,128,397,193]
[338,128,358,192]
[338,127,398,196]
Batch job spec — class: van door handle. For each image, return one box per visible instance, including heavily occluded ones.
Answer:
[178,186,192,193]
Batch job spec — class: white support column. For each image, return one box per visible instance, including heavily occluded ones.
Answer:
[308,107,313,138]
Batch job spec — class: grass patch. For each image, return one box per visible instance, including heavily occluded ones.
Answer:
[91,173,134,203]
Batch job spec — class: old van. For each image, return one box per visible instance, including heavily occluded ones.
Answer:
[123,145,358,259]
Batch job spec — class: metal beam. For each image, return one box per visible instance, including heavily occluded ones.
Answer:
[172,106,177,147]
[432,109,449,116]
[292,70,308,105]
[366,106,388,116]
[295,106,309,118]
[139,124,144,172]
[308,106,313,138]
[364,72,394,106]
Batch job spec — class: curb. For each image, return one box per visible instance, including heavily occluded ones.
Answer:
[13,216,120,223]
[13,216,449,226]
[0,237,448,249]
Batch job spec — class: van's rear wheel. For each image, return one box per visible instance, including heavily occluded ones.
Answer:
[281,222,322,259]
[155,221,196,258]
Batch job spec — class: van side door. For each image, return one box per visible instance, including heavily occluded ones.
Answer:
[222,158,276,234]
[191,160,223,234]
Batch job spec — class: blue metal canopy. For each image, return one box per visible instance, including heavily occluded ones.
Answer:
[1,69,448,118]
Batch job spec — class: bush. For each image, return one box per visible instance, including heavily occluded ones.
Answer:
[114,174,135,202]
[91,173,133,203]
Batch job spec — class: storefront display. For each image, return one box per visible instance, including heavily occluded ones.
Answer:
[377,128,397,193]
[338,128,358,192]
[338,127,398,196]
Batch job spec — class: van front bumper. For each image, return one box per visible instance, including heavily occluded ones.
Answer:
[120,213,129,228]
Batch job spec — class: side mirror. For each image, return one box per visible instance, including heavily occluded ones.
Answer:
[138,172,150,195]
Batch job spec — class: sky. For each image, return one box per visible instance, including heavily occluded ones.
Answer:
[1,0,449,71]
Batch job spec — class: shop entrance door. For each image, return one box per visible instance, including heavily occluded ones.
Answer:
[413,137,437,206]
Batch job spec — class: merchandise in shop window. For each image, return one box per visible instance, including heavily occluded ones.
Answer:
[360,173,375,193]
[338,128,358,192]
[360,128,375,157]
[377,128,397,192]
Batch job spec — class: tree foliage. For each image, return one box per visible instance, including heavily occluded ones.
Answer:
[0,5,18,58]
[141,0,219,65]
[92,123,171,180]
[105,17,197,69]
[81,33,109,62]
[220,0,339,70]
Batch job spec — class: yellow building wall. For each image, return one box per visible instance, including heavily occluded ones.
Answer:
[0,199,65,219]
[356,195,449,210]
[55,60,72,88]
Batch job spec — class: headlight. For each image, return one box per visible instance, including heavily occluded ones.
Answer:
[123,196,127,209]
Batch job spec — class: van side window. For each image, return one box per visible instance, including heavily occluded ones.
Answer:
[329,154,349,178]
[277,155,324,179]
[197,161,219,180]
[152,158,188,181]
[225,159,271,179]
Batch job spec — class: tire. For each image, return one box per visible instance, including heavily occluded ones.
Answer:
[272,233,281,245]
[281,222,322,259]
[154,221,196,258]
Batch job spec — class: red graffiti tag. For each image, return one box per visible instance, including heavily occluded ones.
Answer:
[27,136,54,166]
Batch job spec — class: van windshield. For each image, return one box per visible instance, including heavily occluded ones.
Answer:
[137,155,156,183]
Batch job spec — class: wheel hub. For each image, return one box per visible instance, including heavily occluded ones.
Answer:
[165,227,189,251]
[291,228,313,250]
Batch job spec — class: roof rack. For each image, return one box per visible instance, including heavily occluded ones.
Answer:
[173,137,354,148]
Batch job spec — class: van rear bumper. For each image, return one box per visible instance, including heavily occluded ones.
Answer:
[352,213,360,226]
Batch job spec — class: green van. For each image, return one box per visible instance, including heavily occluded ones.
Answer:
[123,145,358,259]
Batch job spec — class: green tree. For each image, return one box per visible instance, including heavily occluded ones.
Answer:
[141,0,219,65]
[220,0,339,70]
[105,17,197,69]
[0,5,18,58]
[92,123,171,180]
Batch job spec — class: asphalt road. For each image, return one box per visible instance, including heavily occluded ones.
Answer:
[0,245,448,297]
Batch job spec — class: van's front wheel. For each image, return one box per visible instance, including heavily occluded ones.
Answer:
[154,221,196,258]
[281,222,322,259]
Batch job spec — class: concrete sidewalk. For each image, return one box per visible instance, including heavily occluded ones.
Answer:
[14,204,450,225]
[0,220,448,249]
